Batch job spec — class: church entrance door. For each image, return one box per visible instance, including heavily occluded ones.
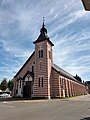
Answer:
[23,81,31,98]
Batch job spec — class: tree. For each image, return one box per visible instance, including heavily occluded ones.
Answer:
[74,74,82,83]
[0,78,8,91]
[8,80,14,91]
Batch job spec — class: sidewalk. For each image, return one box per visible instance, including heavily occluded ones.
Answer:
[68,94,90,101]
[0,94,90,103]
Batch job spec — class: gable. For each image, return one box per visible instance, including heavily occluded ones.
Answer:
[14,51,35,78]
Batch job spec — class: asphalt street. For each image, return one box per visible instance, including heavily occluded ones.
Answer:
[0,95,90,120]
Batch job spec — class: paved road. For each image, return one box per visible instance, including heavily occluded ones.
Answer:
[0,95,90,120]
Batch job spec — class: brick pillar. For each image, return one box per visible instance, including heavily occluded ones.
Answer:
[73,83,75,96]
[76,84,78,95]
[70,81,72,96]
[60,78,63,97]
[65,79,69,97]
[59,77,62,97]
[78,85,79,95]
[67,80,72,97]
[71,82,74,96]
[69,81,72,97]
[74,83,76,96]
[72,82,75,96]
[63,79,65,97]
[60,78,65,97]
[67,80,70,97]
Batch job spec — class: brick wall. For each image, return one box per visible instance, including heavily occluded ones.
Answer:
[34,40,53,98]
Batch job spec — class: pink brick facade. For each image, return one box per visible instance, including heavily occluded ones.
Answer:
[33,41,52,99]
[13,22,87,98]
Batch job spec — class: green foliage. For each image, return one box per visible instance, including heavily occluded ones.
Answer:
[0,78,14,91]
[74,74,82,83]
[0,78,8,91]
[8,80,14,91]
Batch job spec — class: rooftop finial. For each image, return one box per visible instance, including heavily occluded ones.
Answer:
[43,17,45,27]
[43,17,45,23]
[40,17,47,34]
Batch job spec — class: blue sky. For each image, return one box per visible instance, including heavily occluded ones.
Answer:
[0,0,90,82]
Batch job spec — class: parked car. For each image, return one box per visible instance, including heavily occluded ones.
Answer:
[0,93,11,98]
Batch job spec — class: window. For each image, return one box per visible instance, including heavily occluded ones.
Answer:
[42,77,43,87]
[20,80,21,88]
[33,61,35,64]
[32,66,34,73]
[38,77,43,87]
[41,50,43,58]
[38,78,40,87]
[49,51,51,59]
[39,50,41,58]
[39,49,43,58]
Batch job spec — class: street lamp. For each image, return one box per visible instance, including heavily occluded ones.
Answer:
[81,0,90,11]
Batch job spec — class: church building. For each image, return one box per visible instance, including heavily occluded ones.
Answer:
[13,21,87,99]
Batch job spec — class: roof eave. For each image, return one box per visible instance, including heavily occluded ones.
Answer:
[33,38,54,46]
[52,65,84,85]
[52,67,75,81]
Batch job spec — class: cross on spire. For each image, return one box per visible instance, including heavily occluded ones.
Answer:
[43,17,45,23]
[40,17,47,34]
[43,17,45,27]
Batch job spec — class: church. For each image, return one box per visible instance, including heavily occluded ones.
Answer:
[13,21,87,99]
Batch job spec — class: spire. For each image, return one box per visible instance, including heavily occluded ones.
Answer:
[33,18,54,46]
[40,17,47,34]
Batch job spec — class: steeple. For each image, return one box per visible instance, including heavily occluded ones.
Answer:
[40,17,47,35]
[33,18,54,46]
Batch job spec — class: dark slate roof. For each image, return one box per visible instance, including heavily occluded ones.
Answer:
[33,22,54,46]
[52,63,84,85]
[52,63,77,81]
[33,37,54,46]
[14,51,35,78]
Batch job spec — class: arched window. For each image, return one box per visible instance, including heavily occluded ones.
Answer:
[42,77,43,87]
[32,66,34,73]
[38,77,44,87]
[38,78,40,87]
[49,51,51,59]
[39,49,43,58]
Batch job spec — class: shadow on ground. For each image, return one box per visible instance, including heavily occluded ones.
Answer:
[0,97,48,102]
[0,97,32,102]
[81,117,90,120]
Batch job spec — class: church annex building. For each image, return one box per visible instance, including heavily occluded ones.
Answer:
[13,21,87,99]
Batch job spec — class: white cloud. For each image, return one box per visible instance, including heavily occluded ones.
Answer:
[0,0,90,81]
[53,27,90,80]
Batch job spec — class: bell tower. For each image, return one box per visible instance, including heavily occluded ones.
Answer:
[33,19,54,99]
